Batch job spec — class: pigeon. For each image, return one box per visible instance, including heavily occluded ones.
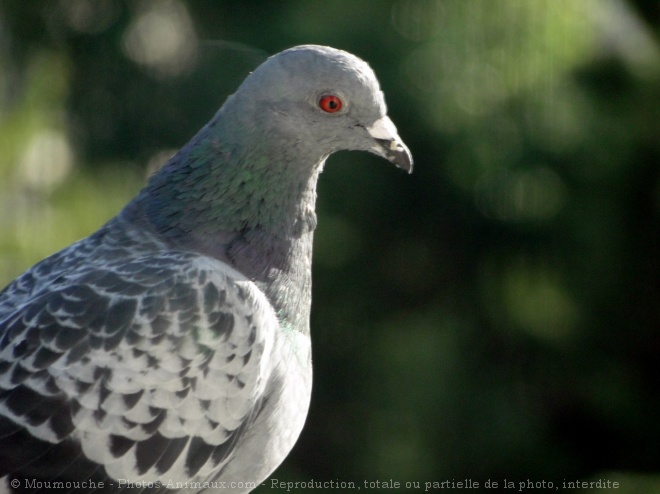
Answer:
[0,45,412,493]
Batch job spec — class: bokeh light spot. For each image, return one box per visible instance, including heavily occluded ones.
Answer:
[18,129,74,191]
[123,0,197,78]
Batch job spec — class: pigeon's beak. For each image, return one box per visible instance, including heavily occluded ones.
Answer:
[366,116,413,174]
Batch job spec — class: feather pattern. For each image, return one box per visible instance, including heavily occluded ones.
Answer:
[0,217,309,488]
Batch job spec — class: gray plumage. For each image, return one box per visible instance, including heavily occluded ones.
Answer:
[0,45,412,493]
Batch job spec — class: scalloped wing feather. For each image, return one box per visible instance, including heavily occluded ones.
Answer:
[0,229,276,485]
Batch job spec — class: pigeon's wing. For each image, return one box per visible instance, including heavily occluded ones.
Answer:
[0,251,275,489]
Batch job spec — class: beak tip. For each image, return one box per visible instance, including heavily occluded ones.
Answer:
[365,116,413,174]
[389,144,413,174]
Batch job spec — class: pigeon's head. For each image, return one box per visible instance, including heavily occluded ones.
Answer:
[232,45,413,173]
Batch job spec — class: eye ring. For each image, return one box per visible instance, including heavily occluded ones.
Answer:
[319,94,343,113]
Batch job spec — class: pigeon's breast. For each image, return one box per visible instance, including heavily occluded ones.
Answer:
[212,325,312,490]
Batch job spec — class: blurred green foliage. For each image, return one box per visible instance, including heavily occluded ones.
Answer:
[1,0,659,492]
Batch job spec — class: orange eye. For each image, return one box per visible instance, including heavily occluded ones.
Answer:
[319,95,343,113]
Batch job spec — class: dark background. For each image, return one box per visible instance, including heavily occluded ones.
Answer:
[0,1,659,492]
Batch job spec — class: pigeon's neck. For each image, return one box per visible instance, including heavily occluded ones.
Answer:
[145,111,322,230]
[132,97,326,231]
[123,102,325,333]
